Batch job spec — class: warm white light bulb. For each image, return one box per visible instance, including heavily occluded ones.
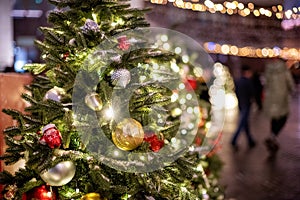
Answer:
[105,107,114,119]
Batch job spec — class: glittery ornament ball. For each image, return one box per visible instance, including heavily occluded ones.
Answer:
[118,35,130,50]
[112,118,144,151]
[111,68,131,88]
[81,19,100,34]
[144,132,164,152]
[39,124,62,149]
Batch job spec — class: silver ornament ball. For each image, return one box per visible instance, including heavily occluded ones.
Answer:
[44,87,65,102]
[40,161,76,186]
[111,68,131,88]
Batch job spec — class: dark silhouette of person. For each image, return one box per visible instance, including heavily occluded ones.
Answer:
[252,71,263,111]
[231,65,256,149]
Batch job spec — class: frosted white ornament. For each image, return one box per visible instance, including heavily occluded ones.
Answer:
[40,161,76,186]
[44,87,65,102]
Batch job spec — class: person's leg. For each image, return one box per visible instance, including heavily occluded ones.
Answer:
[265,115,287,153]
[271,115,288,136]
[231,109,247,146]
[244,108,256,147]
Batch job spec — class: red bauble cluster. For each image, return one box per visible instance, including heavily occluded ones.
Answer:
[144,132,164,152]
[62,52,69,60]
[22,185,57,200]
[39,124,62,149]
[118,35,130,50]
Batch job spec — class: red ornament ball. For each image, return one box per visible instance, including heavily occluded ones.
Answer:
[144,132,164,152]
[118,35,130,50]
[23,185,57,200]
[39,124,62,149]
[185,78,198,91]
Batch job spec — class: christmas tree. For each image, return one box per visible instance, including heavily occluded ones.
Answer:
[0,0,224,199]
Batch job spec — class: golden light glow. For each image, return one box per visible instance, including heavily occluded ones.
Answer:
[243,8,251,16]
[227,9,234,15]
[253,9,260,17]
[248,3,254,10]
[215,4,223,11]
[255,49,262,57]
[237,3,244,10]
[230,46,239,55]
[261,48,269,57]
[221,44,230,54]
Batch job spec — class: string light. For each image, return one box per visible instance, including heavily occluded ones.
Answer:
[150,0,300,20]
[203,42,300,61]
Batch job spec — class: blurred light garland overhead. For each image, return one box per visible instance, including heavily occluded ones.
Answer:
[204,42,300,61]
[148,1,300,60]
[150,0,300,20]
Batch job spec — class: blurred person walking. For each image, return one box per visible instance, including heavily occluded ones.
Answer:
[231,65,256,150]
[263,58,295,155]
[252,71,263,111]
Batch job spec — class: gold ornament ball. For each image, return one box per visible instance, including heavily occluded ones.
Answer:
[85,93,103,111]
[81,193,102,200]
[112,118,144,151]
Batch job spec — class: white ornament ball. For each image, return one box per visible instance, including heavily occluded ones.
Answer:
[69,38,76,46]
[111,68,131,88]
[40,161,76,186]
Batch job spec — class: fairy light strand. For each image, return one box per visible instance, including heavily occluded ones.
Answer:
[203,42,300,61]
[150,0,300,20]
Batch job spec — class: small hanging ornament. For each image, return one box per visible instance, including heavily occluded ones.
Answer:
[81,19,100,34]
[43,86,65,102]
[85,93,103,111]
[111,68,131,88]
[40,161,76,186]
[144,131,164,152]
[39,124,62,149]
[117,35,130,50]
[110,55,122,63]
[112,118,144,151]
[23,185,58,200]
[3,185,17,200]
[184,78,198,91]
[81,193,102,200]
